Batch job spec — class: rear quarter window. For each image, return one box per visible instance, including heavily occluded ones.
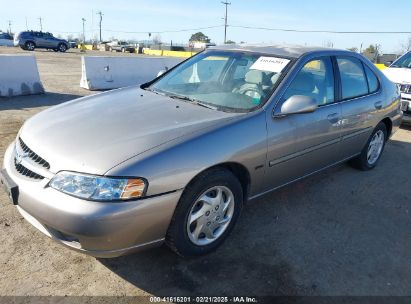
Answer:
[364,65,380,93]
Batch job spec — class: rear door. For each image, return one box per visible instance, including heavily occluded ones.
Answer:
[335,56,382,158]
[265,56,342,190]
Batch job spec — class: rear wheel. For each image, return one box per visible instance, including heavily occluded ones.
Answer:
[349,122,387,171]
[25,41,35,51]
[166,168,243,257]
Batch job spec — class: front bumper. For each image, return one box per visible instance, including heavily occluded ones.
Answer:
[2,142,182,258]
[400,97,411,124]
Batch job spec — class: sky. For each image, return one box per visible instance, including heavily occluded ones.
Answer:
[1,0,410,53]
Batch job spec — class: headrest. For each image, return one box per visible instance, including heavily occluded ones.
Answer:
[271,73,280,84]
[245,70,264,84]
[289,72,314,92]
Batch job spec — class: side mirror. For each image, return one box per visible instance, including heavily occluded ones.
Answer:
[157,67,169,77]
[275,95,317,117]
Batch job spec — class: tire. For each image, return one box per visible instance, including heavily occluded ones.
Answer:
[58,43,67,52]
[25,41,35,51]
[349,122,387,171]
[166,168,243,257]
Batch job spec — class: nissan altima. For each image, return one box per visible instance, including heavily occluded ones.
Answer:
[0,44,402,257]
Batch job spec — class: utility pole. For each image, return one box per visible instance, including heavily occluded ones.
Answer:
[38,17,43,31]
[221,1,231,44]
[96,11,103,42]
[82,18,86,43]
[7,20,12,34]
[25,17,28,30]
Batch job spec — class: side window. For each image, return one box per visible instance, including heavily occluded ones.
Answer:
[337,57,369,100]
[364,65,379,93]
[283,57,335,106]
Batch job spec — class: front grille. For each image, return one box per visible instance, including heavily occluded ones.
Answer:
[399,84,411,94]
[18,137,50,169]
[14,161,44,180]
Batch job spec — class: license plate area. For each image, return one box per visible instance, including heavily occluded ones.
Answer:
[0,169,19,205]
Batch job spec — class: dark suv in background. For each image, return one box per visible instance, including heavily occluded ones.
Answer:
[14,31,70,52]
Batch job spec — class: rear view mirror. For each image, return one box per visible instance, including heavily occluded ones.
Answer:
[275,95,317,117]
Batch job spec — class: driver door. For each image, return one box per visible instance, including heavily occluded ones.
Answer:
[264,56,343,191]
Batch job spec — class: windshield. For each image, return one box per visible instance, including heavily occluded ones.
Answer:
[150,51,291,112]
[391,52,411,68]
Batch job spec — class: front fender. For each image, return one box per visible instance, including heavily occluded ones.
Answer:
[105,111,268,198]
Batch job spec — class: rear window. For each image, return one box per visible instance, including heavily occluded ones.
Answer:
[21,32,33,38]
[364,65,379,93]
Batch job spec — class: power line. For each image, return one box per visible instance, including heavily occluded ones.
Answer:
[229,25,411,34]
[51,23,411,40]
[102,25,224,34]
[221,1,231,44]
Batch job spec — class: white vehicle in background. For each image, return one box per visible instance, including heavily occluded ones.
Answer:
[0,32,14,47]
[383,51,411,124]
[107,40,135,53]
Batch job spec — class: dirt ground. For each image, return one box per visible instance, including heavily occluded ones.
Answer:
[0,46,410,297]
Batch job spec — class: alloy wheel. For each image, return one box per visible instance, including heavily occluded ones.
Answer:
[186,186,235,246]
[367,130,385,165]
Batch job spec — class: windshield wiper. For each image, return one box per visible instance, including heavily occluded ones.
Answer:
[168,94,218,110]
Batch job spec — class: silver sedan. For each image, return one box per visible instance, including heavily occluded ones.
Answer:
[0,45,402,257]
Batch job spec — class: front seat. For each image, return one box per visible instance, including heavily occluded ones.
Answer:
[233,70,264,99]
[283,72,317,103]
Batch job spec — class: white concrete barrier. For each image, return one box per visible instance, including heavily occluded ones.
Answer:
[0,55,44,97]
[80,56,184,90]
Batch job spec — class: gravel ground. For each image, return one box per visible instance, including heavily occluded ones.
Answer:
[0,46,410,297]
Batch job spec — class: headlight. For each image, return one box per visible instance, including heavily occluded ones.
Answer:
[49,171,147,201]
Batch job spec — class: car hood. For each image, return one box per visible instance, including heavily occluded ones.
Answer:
[382,67,411,85]
[20,87,239,175]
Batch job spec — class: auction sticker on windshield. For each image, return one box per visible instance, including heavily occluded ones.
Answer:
[250,57,290,73]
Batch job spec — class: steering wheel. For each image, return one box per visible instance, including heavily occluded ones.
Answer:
[237,87,263,99]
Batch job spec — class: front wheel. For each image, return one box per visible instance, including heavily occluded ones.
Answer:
[58,43,67,52]
[166,168,243,257]
[349,122,387,171]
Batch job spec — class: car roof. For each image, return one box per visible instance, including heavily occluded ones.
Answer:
[210,44,346,58]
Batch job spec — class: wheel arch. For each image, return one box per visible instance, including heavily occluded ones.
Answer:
[381,117,393,138]
[186,162,251,202]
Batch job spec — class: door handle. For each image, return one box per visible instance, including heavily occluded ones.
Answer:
[327,113,339,124]
[374,101,383,110]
